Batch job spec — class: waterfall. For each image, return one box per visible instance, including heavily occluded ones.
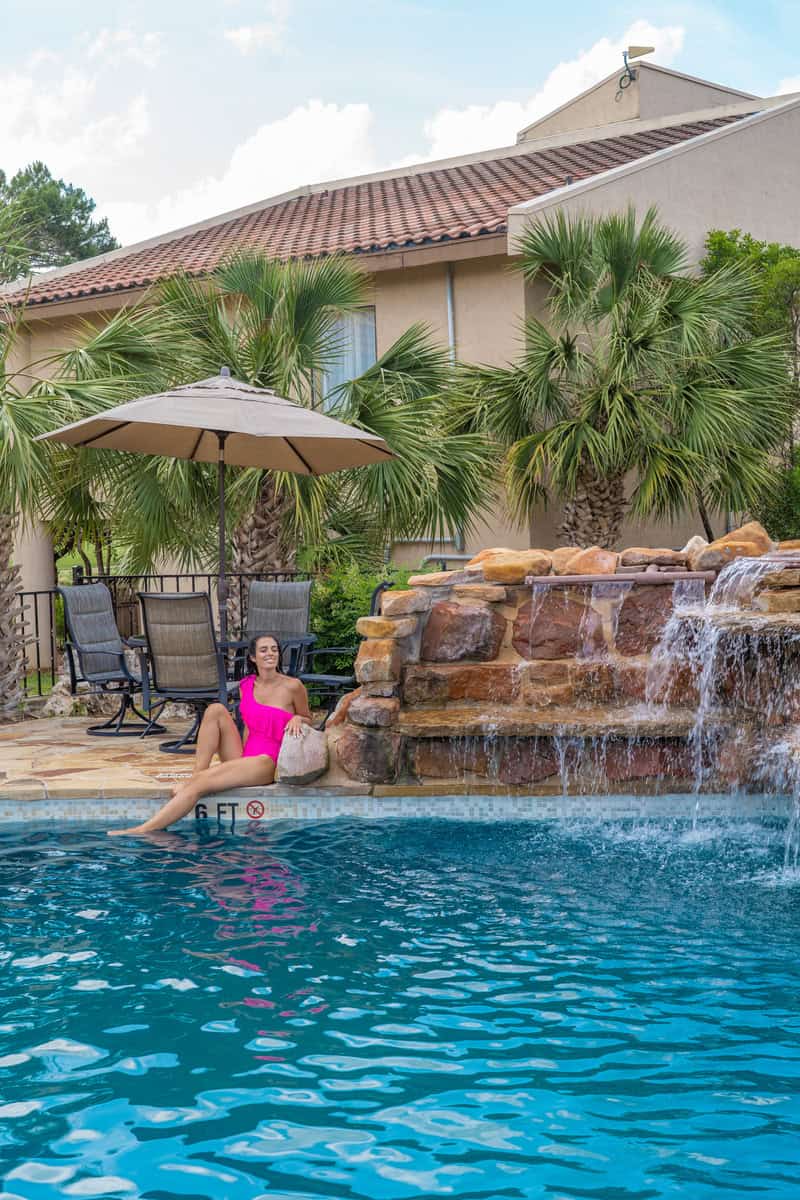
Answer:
[578,579,632,661]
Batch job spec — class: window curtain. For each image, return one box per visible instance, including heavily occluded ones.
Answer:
[321,307,377,407]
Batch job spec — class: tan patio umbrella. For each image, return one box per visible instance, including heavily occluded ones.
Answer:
[39,368,394,642]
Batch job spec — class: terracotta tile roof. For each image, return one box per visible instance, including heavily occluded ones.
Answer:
[9,115,745,308]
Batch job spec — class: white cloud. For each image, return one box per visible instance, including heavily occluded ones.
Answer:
[777,76,800,94]
[421,20,685,160]
[0,61,150,179]
[86,28,164,69]
[99,99,376,245]
[225,1,289,54]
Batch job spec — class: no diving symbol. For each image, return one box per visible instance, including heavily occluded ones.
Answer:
[246,799,265,820]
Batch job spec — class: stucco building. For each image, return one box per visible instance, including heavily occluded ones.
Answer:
[8,60,800,589]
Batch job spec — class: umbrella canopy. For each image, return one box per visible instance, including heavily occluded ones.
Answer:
[40,372,393,473]
[39,370,394,643]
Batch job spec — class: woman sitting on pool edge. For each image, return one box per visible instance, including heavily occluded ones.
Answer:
[108,633,312,835]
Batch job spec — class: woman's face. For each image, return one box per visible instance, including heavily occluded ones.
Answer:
[252,637,280,672]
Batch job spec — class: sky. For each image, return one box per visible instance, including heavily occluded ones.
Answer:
[2,0,799,249]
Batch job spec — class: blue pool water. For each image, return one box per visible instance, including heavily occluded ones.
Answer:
[1,818,800,1199]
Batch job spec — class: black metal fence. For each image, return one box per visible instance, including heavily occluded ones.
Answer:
[15,570,310,701]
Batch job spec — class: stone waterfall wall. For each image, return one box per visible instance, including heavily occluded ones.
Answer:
[322,522,800,794]
[325,558,701,792]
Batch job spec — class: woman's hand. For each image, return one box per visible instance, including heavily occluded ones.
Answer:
[286,715,307,738]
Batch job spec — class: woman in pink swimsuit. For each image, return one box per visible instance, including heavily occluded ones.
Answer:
[109,633,312,835]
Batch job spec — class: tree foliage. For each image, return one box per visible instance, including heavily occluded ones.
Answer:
[455,207,793,547]
[0,161,118,277]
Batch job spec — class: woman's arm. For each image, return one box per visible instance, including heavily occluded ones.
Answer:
[286,678,313,735]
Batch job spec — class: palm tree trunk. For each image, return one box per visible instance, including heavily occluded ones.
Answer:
[229,473,296,634]
[0,510,25,721]
[559,470,626,549]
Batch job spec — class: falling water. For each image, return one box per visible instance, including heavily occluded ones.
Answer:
[707,555,778,609]
[578,580,633,661]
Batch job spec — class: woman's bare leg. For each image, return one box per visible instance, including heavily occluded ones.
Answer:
[109,755,275,836]
[194,703,243,771]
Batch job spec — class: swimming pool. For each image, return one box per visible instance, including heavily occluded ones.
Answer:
[1,817,799,1198]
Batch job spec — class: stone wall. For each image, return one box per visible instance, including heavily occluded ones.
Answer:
[323,523,800,794]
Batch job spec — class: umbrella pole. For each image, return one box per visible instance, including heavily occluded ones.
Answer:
[217,431,229,647]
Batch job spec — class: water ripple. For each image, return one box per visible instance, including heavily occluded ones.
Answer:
[0,817,799,1198]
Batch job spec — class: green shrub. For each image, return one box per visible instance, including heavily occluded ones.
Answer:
[309,562,417,674]
[750,451,800,541]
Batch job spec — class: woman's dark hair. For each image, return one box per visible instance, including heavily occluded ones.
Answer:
[247,632,284,674]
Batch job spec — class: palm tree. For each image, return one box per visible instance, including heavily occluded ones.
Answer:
[0,295,191,719]
[456,207,792,547]
[56,253,493,584]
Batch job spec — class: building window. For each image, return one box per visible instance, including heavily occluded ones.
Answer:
[321,307,377,407]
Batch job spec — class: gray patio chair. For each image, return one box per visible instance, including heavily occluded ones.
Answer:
[58,582,166,737]
[238,580,316,675]
[138,591,240,754]
[240,577,395,721]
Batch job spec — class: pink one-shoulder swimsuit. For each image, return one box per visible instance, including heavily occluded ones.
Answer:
[239,675,293,762]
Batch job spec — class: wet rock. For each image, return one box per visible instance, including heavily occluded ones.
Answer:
[512,589,591,660]
[336,726,400,783]
[355,638,402,683]
[452,584,507,603]
[466,547,516,567]
[381,589,431,617]
[753,589,800,613]
[355,615,418,639]
[563,546,619,575]
[348,695,400,727]
[620,547,688,568]
[550,546,583,574]
[413,737,488,779]
[326,686,362,727]
[603,738,692,781]
[421,601,506,663]
[615,585,674,655]
[755,569,800,589]
[481,550,552,584]
[494,738,558,785]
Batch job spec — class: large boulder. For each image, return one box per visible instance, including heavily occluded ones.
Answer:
[420,601,506,662]
[355,615,418,639]
[495,738,558,785]
[717,520,774,555]
[381,589,432,617]
[620,547,687,568]
[550,546,583,574]
[563,546,619,575]
[615,585,675,655]
[512,589,591,660]
[682,535,708,559]
[688,520,775,571]
[336,726,400,783]
[689,539,764,572]
[348,695,401,726]
[481,550,552,584]
[355,639,402,683]
[403,663,520,705]
[466,546,516,567]
[276,725,329,785]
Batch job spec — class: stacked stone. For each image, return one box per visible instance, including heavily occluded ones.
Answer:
[327,518,792,790]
